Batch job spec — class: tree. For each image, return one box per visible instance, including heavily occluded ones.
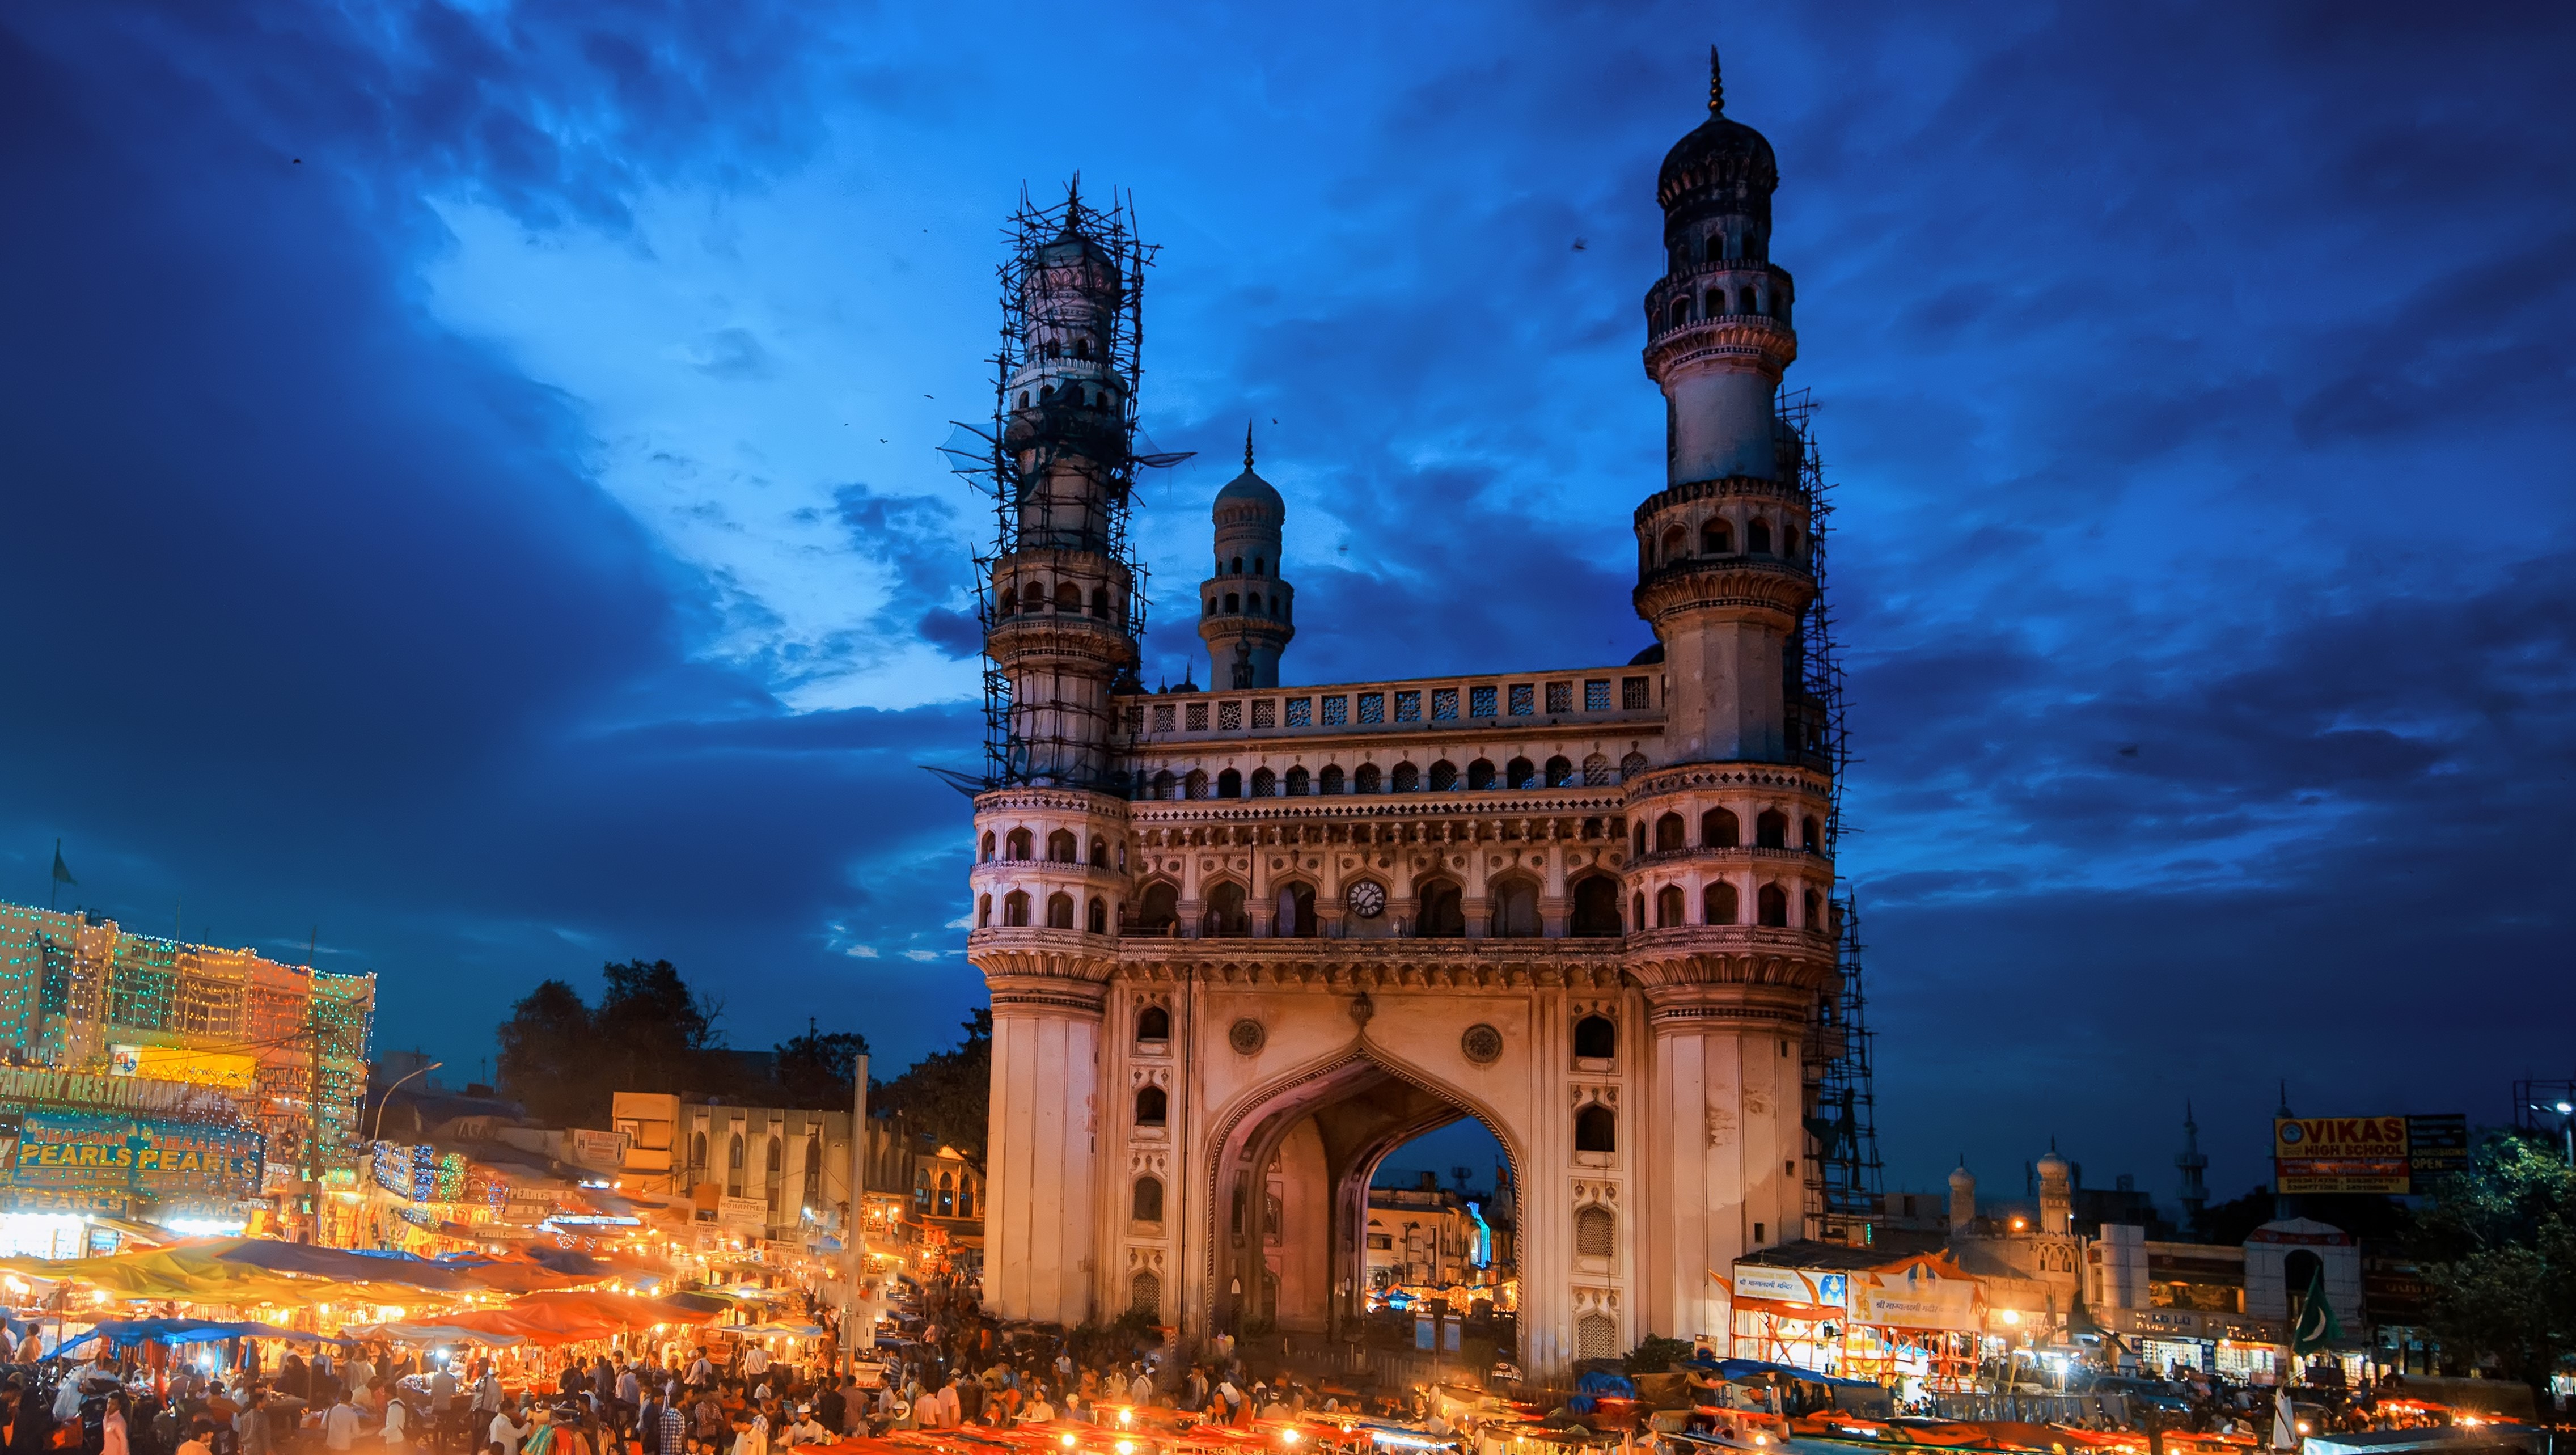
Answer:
[594,958,724,1096]
[494,979,599,1126]
[2417,1131,2576,1395]
[773,1019,872,1110]
[874,1009,992,1159]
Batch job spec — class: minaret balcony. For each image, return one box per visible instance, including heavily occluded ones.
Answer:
[1632,555,1814,620]
[984,612,1140,670]
[1644,314,1797,380]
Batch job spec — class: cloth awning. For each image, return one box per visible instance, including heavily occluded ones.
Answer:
[432,1289,718,1346]
[341,1322,527,1348]
[64,1319,352,1352]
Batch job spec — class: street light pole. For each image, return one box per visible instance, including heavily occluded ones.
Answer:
[373,1061,445,1145]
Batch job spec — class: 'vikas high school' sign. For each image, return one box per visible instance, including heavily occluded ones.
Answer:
[2274,1114,2467,1194]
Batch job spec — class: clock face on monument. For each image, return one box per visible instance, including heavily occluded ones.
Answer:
[1347,881,1386,919]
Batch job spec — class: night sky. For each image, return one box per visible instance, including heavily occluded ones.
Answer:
[3,3,2570,1212]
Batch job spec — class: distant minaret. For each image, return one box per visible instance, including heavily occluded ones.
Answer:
[2176,1103,2211,1238]
[1196,425,1294,688]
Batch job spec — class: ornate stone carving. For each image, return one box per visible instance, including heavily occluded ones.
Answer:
[1227,1018,1266,1055]
[1460,1024,1504,1065]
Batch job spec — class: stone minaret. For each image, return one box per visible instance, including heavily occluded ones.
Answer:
[1197,426,1295,688]
[2176,1102,2210,1236]
[1625,49,1841,1345]
[972,193,1141,1326]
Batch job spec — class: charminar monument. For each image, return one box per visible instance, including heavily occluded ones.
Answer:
[962,51,1846,1376]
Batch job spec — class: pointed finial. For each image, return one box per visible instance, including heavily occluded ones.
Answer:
[1067,171,1082,210]
[1245,420,1256,470]
[1708,45,1724,115]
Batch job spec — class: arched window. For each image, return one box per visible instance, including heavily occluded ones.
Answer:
[1250,767,1276,797]
[1738,286,1758,314]
[1569,875,1623,937]
[727,1133,745,1195]
[1185,769,1210,799]
[937,1171,954,1216]
[1074,337,1092,360]
[1137,1005,1171,1041]
[1087,897,1108,934]
[1353,763,1382,793]
[1802,816,1822,851]
[1546,755,1575,787]
[1224,593,1240,613]
[1784,523,1800,557]
[1017,391,1031,409]
[1573,1015,1617,1059]
[1205,598,1217,616]
[1003,891,1030,927]
[1803,889,1822,927]
[1217,768,1242,798]
[1055,581,1081,613]
[1632,823,1647,856]
[1276,882,1317,938]
[1703,520,1732,554]
[1321,764,1346,794]
[1660,525,1687,561]
[1131,1270,1161,1314]
[1758,883,1789,927]
[1046,891,1074,929]
[1392,762,1420,792]
[976,894,992,928]
[1756,810,1788,848]
[1654,813,1685,852]
[767,1136,783,1175]
[1151,769,1176,800]
[1748,517,1773,554]
[1047,829,1078,862]
[1490,880,1541,938]
[1507,756,1535,789]
[1021,582,1047,614]
[1703,807,1740,847]
[1137,881,1179,931]
[1577,1312,1618,1360]
[1230,556,1244,574]
[1668,298,1689,329]
[1004,828,1033,860]
[1418,881,1465,938]
[1704,881,1739,925]
[1632,891,1646,928]
[1621,751,1649,780]
[1253,557,1265,576]
[1582,753,1612,786]
[957,1178,974,1219]
[1248,596,1264,617]
[1428,760,1457,791]
[1132,1176,1165,1223]
[1038,384,1055,402]
[1134,1085,1168,1126]
[1467,759,1496,789]
[690,1131,706,1170]
[1574,1105,1617,1153]
[1203,882,1249,938]
[1091,836,1110,866]
[1704,289,1725,319]
[1575,1204,1615,1257]
[1089,586,1110,618]
[1655,885,1685,928]
[978,831,995,862]
[1285,765,1311,795]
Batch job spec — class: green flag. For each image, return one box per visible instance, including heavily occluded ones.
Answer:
[2291,1259,2343,1355]
[49,840,74,887]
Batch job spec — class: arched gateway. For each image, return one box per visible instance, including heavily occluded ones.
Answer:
[967,56,1846,1377]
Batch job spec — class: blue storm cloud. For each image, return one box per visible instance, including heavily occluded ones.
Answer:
[1,1,2567,1206]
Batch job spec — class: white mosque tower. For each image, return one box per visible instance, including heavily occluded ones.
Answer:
[1196,426,1295,690]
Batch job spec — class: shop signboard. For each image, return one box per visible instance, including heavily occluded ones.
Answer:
[2274,1114,2467,1194]
[0,1109,261,1201]
[104,1045,260,1094]
[1731,1263,1849,1309]
[1851,1272,1977,1331]
[570,1129,628,1169]
[719,1195,768,1229]
[373,1141,438,1202]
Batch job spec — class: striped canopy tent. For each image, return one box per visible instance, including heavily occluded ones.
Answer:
[2,1238,485,1308]
[433,1289,720,1345]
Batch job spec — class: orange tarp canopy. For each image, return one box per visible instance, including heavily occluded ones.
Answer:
[436,1290,717,1344]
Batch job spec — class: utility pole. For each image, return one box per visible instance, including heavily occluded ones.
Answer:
[304,928,323,1244]
[845,1052,869,1375]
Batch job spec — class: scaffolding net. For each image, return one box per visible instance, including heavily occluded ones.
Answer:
[938,183,1190,793]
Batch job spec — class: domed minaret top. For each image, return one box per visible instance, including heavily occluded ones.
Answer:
[1198,424,1295,688]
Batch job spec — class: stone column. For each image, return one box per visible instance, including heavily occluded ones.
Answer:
[982,970,1109,1326]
